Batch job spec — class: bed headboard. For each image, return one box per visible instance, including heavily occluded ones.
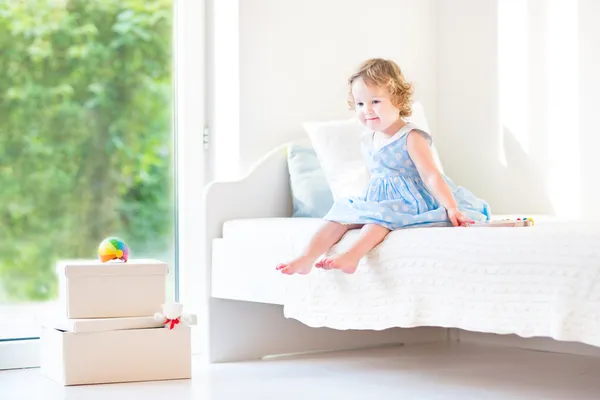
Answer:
[204,142,293,237]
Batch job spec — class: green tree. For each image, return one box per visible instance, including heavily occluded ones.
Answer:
[0,0,173,302]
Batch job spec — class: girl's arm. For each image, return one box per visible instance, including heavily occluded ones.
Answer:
[406,131,473,227]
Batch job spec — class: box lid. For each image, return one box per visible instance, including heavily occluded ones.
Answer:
[43,316,163,333]
[56,259,169,277]
[42,314,197,333]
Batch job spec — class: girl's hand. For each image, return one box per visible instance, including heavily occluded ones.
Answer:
[447,207,474,227]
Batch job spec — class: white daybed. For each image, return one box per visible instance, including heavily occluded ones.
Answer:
[204,144,600,363]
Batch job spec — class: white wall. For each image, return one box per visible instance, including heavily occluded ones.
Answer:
[208,0,438,179]
[438,0,600,217]
[208,0,600,217]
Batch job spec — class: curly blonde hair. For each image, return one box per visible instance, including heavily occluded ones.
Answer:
[347,58,413,118]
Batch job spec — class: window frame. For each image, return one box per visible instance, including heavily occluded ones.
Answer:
[0,0,206,370]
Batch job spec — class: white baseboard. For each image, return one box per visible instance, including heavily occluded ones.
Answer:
[455,330,600,357]
[0,340,40,370]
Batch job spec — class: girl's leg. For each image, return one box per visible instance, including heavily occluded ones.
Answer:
[276,221,361,275]
[321,223,390,274]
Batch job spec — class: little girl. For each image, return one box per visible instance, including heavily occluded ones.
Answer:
[276,58,491,275]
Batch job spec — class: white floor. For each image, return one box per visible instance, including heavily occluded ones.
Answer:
[3,342,600,400]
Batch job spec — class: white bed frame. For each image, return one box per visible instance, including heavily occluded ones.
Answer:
[203,144,600,363]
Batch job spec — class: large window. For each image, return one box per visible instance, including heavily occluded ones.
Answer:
[0,0,176,354]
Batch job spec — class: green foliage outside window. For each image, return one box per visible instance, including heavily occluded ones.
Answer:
[0,0,173,302]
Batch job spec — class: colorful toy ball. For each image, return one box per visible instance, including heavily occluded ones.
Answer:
[98,237,129,263]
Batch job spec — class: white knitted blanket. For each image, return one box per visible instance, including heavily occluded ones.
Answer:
[284,220,600,347]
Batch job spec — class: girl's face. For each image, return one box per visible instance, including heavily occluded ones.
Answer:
[351,77,402,135]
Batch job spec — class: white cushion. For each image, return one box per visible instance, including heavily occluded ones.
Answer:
[222,214,559,242]
[303,102,442,200]
[212,215,567,306]
[222,217,324,242]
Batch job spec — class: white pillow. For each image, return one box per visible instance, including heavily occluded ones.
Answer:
[303,102,443,200]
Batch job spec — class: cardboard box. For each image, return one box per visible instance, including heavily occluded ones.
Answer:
[56,259,168,318]
[40,315,195,386]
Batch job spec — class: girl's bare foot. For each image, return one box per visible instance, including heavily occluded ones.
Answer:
[314,256,332,270]
[276,255,315,275]
[318,252,361,274]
